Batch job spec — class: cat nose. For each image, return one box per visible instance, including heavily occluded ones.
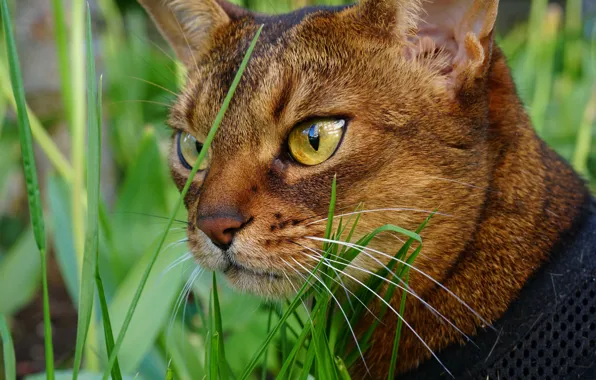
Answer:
[196,213,248,250]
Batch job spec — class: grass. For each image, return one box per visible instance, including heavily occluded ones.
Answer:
[0,314,16,380]
[0,0,594,379]
[0,0,54,378]
[72,7,107,380]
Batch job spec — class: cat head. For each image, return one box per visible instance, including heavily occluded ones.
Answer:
[138,0,499,299]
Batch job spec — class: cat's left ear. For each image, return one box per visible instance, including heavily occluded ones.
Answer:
[357,0,499,93]
[410,0,499,93]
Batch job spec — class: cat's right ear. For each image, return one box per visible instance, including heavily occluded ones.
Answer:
[137,0,247,66]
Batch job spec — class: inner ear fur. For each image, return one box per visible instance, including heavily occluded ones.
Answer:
[356,0,498,92]
[413,0,499,91]
[137,0,248,66]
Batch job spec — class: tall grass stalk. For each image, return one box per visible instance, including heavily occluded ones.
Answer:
[70,0,100,369]
[239,178,339,380]
[563,0,583,78]
[94,76,122,380]
[72,7,106,379]
[50,0,73,130]
[0,61,73,182]
[210,273,229,379]
[70,0,87,276]
[0,315,16,380]
[530,5,561,132]
[0,0,54,378]
[102,25,264,380]
[573,90,596,177]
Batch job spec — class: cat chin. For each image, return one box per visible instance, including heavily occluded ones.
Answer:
[223,265,299,300]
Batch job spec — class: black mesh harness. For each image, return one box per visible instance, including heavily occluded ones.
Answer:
[400,199,596,380]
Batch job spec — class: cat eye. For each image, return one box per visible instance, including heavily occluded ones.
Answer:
[177,131,210,170]
[288,118,346,166]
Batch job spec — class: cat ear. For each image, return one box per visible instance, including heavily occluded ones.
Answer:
[356,0,421,38]
[409,0,499,92]
[137,0,248,66]
[357,0,498,92]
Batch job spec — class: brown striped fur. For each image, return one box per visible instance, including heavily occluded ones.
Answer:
[138,0,590,377]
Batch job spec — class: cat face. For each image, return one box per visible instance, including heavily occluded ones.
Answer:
[139,0,498,299]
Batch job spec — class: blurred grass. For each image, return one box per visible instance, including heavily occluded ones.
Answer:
[0,314,16,380]
[0,0,594,379]
[0,0,54,378]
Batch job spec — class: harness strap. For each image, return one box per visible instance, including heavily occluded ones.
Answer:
[400,199,596,379]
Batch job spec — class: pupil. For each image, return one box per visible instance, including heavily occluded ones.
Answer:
[308,125,320,151]
[195,141,203,153]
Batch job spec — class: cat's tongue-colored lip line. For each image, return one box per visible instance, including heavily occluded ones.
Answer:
[223,262,283,279]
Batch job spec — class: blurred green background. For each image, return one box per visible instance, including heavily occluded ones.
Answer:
[0,0,594,379]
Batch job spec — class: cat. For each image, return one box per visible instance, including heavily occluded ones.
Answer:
[137,0,596,378]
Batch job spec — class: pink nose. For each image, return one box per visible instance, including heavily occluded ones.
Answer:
[196,214,247,250]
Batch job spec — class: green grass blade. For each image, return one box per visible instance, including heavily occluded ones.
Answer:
[387,272,409,380]
[335,356,351,380]
[0,1,54,378]
[239,267,320,379]
[210,333,220,380]
[207,291,217,380]
[343,216,431,363]
[261,308,274,380]
[96,263,123,380]
[166,363,174,380]
[49,0,73,130]
[94,75,123,380]
[70,0,87,269]
[102,25,263,380]
[298,348,316,380]
[0,0,45,259]
[277,321,311,379]
[72,7,101,379]
[0,60,73,183]
[240,178,338,379]
[323,175,337,250]
[0,315,16,380]
[572,90,595,176]
[211,273,229,380]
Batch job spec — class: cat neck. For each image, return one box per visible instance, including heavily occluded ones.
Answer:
[363,47,591,378]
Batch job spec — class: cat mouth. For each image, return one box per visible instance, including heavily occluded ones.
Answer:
[223,262,283,280]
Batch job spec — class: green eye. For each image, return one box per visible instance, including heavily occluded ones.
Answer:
[288,118,346,166]
[177,131,210,170]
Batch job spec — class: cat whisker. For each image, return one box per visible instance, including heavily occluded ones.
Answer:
[294,253,452,377]
[167,265,204,345]
[279,262,317,326]
[280,258,321,297]
[163,251,193,276]
[290,241,354,310]
[294,242,384,323]
[306,208,452,226]
[112,212,189,226]
[425,175,499,193]
[304,236,493,330]
[373,232,432,261]
[299,248,474,345]
[113,212,189,225]
[129,31,183,76]
[297,202,364,224]
[108,99,173,108]
[126,76,178,96]
[297,255,384,325]
[170,227,188,232]
[164,237,190,253]
[290,257,371,375]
